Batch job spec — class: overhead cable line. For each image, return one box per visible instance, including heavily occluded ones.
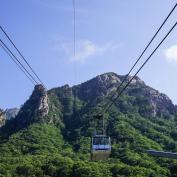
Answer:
[72,0,83,121]
[72,0,77,88]
[72,0,78,114]
[0,25,46,88]
[72,0,80,115]
[104,3,177,111]
[0,39,39,85]
[0,42,36,85]
[72,0,77,99]
[73,0,76,59]
[104,22,177,113]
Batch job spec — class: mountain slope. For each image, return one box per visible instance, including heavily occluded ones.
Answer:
[1,72,177,177]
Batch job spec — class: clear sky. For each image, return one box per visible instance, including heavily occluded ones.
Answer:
[0,0,177,109]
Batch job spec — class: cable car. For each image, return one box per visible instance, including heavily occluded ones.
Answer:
[91,134,111,161]
[91,113,111,161]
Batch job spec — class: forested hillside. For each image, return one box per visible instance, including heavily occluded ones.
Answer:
[1,72,177,177]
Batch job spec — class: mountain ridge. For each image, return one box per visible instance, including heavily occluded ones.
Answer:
[49,72,176,118]
[1,72,176,130]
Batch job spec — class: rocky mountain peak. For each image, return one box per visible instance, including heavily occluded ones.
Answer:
[36,85,49,117]
[97,72,145,86]
[0,109,5,127]
[98,72,121,84]
[76,72,146,103]
[31,84,49,117]
[15,84,49,127]
[73,72,176,117]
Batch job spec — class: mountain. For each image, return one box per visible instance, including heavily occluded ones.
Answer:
[0,108,19,127]
[1,72,177,177]
[5,108,19,120]
[70,72,176,117]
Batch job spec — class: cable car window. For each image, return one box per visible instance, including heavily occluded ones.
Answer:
[93,136,109,145]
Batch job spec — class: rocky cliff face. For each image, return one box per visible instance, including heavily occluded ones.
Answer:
[13,84,49,128]
[99,73,176,117]
[32,84,49,118]
[126,81,175,117]
[0,109,5,127]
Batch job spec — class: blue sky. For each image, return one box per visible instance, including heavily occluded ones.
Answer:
[0,0,176,109]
